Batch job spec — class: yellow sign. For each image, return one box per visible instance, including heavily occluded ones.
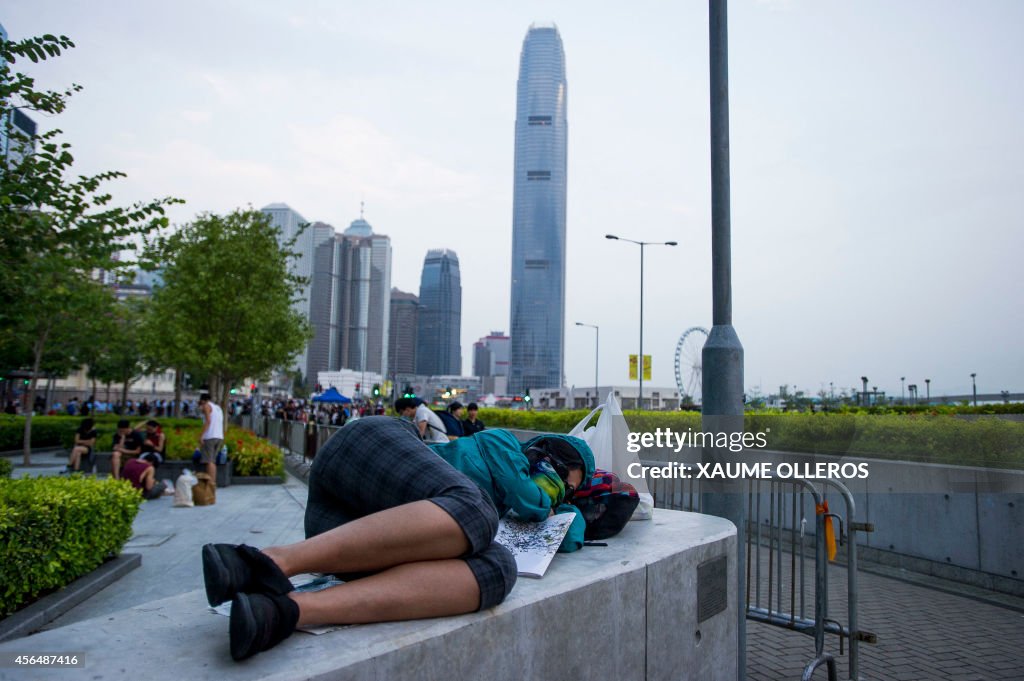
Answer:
[629,355,652,381]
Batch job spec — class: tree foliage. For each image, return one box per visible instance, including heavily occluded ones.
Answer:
[145,208,312,408]
[0,31,182,461]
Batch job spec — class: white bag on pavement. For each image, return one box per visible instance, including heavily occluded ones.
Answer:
[173,469,199,508]
[569,393,654,520]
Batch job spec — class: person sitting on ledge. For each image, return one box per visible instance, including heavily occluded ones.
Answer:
[64,417,98,474]
[202,414,594,661]
[111,419,143,480]
[136,419,166,468]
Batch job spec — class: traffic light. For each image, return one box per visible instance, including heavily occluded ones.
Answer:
[524,389,532,403]
[251,383,257,391]
[355,383,361,392]
[372,384,380,397]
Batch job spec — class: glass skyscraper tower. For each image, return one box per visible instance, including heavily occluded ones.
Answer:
[416,249,462,376]
[509,24,568,394]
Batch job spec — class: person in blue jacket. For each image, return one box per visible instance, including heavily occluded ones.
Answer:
[201,414,594,661]
[428,429,594,553]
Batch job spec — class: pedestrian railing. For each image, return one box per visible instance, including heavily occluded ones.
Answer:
[643,461,877,681]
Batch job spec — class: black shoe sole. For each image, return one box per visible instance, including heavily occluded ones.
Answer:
[202,544,232,606]
[229,593,258,661]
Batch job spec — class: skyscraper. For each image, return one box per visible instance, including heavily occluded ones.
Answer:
[416,249,462,376]
[335,216,392,377]
[388,289,420,376]
[261,203,314,374]
[508,24,568,394]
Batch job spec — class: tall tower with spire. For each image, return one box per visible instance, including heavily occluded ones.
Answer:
[508,24,568,394]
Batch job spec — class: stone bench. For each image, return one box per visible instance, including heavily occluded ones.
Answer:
[90,452,233,487]
[0,510,737,681]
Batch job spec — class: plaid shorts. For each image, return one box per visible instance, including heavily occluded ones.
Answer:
[304,416,516,610]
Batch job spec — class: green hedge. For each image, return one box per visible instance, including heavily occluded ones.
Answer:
[0,476,142,616]
[476,408,1024,469]
[0,458,11,478]
[0,415,203,452]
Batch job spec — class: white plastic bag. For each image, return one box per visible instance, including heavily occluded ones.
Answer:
[569,393,654,520]
[173,469,199,508]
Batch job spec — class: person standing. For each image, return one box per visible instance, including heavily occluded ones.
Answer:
[198,393,225,489]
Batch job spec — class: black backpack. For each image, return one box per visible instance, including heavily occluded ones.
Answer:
[433,410,464,438]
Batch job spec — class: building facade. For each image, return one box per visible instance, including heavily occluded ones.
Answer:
[416,249,462,376]
[306,217,392,382]
[388,289,420,375]
[261,203,315,374]
[508,24,569,394]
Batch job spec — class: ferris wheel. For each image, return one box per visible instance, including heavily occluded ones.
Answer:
[674,326,709,404]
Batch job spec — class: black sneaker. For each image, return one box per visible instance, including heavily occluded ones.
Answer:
[202,544,293,606]
[229,592,299,661]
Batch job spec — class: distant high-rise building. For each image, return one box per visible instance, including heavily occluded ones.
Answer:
[388,289,420,375]
[416,249,462,376]
[262,203,315,374]
[335,216,391,377]
[305,215,392,382]
[0,23,37,165]
[307,222,338,382]
[508,24,568,394]
[472,332,511,378]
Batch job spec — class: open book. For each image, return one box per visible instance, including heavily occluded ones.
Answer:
[495,513,574,578]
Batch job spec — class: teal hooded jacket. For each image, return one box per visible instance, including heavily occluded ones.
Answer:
[429,430,596,552]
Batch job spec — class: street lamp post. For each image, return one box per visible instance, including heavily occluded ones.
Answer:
[925,378,931,404]
[605,235,676,410]
[971,373,977,406]
[900,377,905,404]
[861,376,869,407]
[575,322,600,408]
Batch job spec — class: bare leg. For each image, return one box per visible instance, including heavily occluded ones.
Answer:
[68,446,83,470]
[111,451,121,479]
[291,559,480,627]
[206,461,216,483]
[264,500,470,576]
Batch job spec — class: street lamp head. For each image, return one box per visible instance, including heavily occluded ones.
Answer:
[575,322,583,326]
[665,241,678,246]
[605,234,619,240]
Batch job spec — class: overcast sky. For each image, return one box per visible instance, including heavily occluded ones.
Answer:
[5,1,1022,400]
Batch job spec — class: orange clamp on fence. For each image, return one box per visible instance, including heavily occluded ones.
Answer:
[816,500,837,562]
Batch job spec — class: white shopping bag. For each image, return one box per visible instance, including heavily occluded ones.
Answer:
[569,393,654,520]
[173,469,199,508]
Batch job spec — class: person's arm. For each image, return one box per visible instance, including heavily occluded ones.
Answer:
[199,403,211,443]
[416,416,428,439]
[155,432,166,452]
[478,432,552,522]
[553,504,586,553]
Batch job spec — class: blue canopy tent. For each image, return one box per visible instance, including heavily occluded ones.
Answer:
[312,387,352,404]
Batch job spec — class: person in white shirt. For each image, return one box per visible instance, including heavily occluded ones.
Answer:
[198,393,225,489]
[395,397,448,443]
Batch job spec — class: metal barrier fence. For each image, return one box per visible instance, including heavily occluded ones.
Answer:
[643,461,876,681]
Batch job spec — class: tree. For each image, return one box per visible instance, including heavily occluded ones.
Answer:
[1,32,181,462]
[88,297,149,409]
[145,209,312,410]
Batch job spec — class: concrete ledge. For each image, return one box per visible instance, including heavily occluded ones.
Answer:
[0,554,141,643]
[231,476,285,485]
[0,510,736,681]
[92,454,233,487]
